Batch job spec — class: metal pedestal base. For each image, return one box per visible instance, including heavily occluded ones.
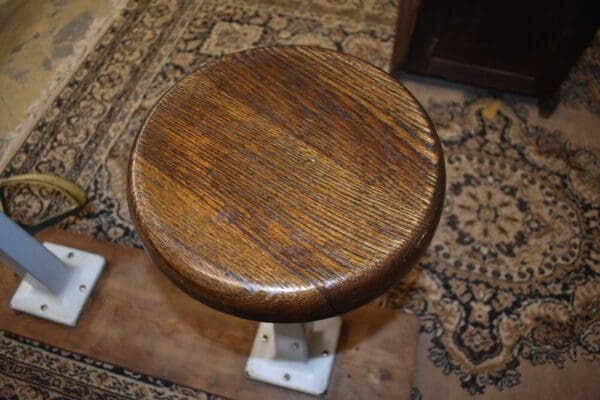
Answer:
[10,242,106,327]
[245,316,342,395]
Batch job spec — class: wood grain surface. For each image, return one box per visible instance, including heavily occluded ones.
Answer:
[128,46,445,322]
[0,228,421,400]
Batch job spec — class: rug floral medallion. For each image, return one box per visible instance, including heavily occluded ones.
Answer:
[382,97,600,393]
[1,0,599,397]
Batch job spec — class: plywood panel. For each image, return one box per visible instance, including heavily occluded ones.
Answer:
[0,229,419,399]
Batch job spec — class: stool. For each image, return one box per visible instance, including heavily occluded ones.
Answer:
[128,46,444,395]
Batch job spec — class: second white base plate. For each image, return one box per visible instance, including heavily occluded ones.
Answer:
[245,317,342,395]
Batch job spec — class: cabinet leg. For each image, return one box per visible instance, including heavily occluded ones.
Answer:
[538,91,561,118]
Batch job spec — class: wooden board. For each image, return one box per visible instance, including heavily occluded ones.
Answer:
[0,229,419,399]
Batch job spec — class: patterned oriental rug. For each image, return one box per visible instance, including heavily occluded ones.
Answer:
[1,1,599,399]
[0,330,225,400]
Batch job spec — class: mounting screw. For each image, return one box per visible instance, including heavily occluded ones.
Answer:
[40,304,48,311]
[79,284,87,292]
[67,252,74,259]
[283,373,291,381]
[261,334,268,342]
[322,350,329,357]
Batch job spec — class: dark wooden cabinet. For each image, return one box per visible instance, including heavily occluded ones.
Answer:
[394,0,599,116]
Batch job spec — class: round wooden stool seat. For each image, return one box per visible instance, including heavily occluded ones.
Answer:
[128,46,445,323]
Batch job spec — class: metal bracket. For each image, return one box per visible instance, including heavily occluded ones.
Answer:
[1,213,105,326]
[245,316,342,395]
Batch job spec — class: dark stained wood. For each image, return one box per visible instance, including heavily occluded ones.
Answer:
[128,46,445,322]
[0,229,421,400]
[396,0,599,115]
[391,0,422,68]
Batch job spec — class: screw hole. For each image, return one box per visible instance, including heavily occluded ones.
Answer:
[291,342,299,350]
[79,284,87,292]
[261,334,268,342]
[322,350,329,357]
[67,252,74,259]
[283,373,291,381]
[40,304,48,311]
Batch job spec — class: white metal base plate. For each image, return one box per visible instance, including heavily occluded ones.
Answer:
[10,242,106,327]
[245,317,342,395]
